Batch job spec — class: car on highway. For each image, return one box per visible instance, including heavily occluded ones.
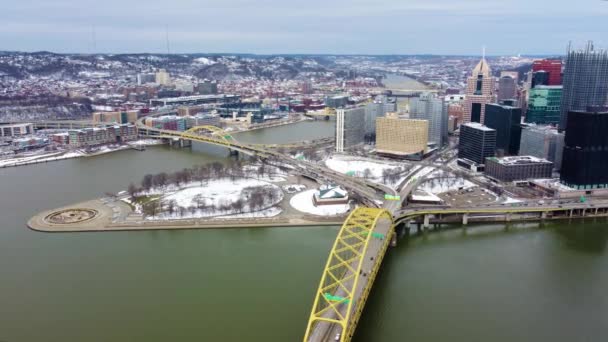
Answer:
[335,333,341,341]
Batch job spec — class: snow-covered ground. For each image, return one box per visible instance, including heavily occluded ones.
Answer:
[502,197,523,204]
[142,178,284,220]
[410,190,443,203]
[419,178,476,195]
[289,189,350,216]
[324,154,410,186]
[127,139,165,146]
[0,139,165,168]
[163,179,278,207]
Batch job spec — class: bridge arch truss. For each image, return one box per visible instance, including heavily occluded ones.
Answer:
[304,207,394,342]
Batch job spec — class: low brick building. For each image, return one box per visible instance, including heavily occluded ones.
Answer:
[485,156,553,182]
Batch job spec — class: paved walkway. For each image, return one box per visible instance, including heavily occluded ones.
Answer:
[27,197,343,232]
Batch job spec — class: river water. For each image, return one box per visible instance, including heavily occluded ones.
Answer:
[1,120,607,341]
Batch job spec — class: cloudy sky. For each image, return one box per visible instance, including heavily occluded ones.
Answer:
[1,0,607,55]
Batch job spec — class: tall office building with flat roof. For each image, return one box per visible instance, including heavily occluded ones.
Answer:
[463,58,496,124]
[497,75,517,102]
[375,115,428,158]
[458,122,496,165]
[526,85,562,125]
[484,103,522,155]
[532,59,562,86]
[561,110,608,189]
[559,42,608,130]
[336,107,366,152]
[409,92,448,147]
[519,124,564,170]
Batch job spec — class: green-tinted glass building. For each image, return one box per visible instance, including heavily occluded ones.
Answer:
[526,85,562,125]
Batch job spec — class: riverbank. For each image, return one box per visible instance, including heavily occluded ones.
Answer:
[27,197,343,232]
[0,139,165,169]
[227,115,310,134]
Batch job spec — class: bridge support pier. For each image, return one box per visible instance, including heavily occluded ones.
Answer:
[506,213,512,222]
[582,209,586,217]
[462,213,469,225]
[595,208,599,216]
[423,215,430,229]
[569,209,573,218]
[541,211,548,220]
[180,139,191,148]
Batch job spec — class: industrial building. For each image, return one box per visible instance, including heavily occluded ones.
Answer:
[92,110,139,124]
[336,107,366,152]
[409,92,448,147]
[485,156,553,182]
[463,58,496,124]
[519,124,564,170]
[375,114,428,159]
[457,122,496,168]
[484,103,522,155]
[144,115,187,131]
[67,124,137,148]
[149,94,240,107]
[559,42,608,130]
[185,113,221,128]
[0,123,34,137]
[11,136,48,150]
[197,80,218,95]
[324,95,350,108]
[561,110,608,190]
[525,86,562,125]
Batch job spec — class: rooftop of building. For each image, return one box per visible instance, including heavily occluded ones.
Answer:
[316,184,348,199]
[521,123,561,133]
[487,103,519,110]
[472,58,492,77]
[532,85,563,90]
[487,155,552,165]
[462,122,495,132]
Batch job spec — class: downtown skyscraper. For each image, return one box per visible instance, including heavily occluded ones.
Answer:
[559,42,608,130]
[463,58,496,124]
[409,92,448,147]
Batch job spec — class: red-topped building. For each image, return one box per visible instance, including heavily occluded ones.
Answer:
[532,59,562,85]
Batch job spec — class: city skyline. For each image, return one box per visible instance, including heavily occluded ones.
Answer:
[1,0,608,55]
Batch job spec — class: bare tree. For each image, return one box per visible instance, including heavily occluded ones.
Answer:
[141,174,154,191]
[153,172,168,189]
[167,199,176,215]
[127,183,138,200]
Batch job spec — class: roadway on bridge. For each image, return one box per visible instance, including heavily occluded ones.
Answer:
[306,217,392,342]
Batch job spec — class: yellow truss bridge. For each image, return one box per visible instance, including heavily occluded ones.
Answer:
[304,208,394,342]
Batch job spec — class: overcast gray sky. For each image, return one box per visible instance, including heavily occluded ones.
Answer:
[1,0,607,55]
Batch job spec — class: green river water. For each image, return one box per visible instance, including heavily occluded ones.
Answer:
[1,120,607,342]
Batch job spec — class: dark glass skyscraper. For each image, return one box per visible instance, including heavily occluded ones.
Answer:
[458,122,496,165]
[485,103,522,155]
[526,86,562,125]
[559,42,608,130]
[561,110,608,189]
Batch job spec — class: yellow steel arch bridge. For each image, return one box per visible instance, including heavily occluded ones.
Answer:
[304,208,394,342]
